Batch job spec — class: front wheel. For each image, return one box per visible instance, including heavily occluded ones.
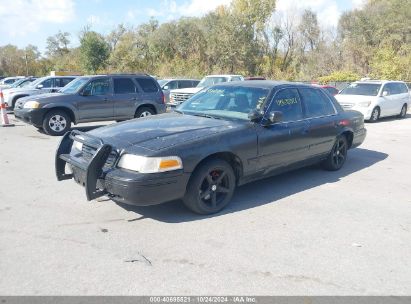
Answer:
[398,104,407,118]
[42,110,71,136]
[369,107,380,122]
[183,159,236,215]
[323,135,348,171]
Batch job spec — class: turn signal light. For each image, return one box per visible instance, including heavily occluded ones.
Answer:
[159,159,180,169]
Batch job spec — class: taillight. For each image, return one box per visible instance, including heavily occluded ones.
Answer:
[161,92,165,104]
[339,119,350,126]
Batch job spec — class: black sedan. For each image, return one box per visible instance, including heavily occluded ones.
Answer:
[56,81,366,215]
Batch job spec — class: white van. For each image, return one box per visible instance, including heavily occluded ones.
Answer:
[335,80,410,122]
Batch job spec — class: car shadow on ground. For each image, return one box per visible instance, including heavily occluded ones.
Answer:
[35,125,107,135]
[116,148,388,223]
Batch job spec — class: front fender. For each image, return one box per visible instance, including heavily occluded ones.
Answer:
[42,103,79,123]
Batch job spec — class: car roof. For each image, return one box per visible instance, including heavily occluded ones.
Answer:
[159,78,199,81]
[205,75,243,78]
[212,80,314,89]
[356,80,406,85]
[83,73,151,78]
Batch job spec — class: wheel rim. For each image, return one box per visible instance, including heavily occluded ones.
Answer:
[332,138,347,167]
[49,115,67,132]
[140,111,152,117]
[198,168,231,209]
[372,108,379,120]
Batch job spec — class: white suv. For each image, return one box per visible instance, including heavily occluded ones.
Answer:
[335,80,410,122]
[168,74,244,107]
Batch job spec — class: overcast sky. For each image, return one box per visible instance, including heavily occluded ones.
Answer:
[0,0,365,55]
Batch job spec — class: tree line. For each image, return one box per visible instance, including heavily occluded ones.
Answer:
[0,0,409,82]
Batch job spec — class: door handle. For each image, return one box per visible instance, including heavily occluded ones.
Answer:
[103,97,108,101]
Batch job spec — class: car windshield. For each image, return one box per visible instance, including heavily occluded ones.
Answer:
[10,79,26,88]
[197,77,229,88]
[340,83,381,96]
[27,77,47,88]
[177,85,270,120]
[20,80,34,87]
[59,77,90,94]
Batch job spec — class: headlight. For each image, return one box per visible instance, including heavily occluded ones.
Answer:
[358,101,371,107]
[23,101,40,109]
[117,155,183,173]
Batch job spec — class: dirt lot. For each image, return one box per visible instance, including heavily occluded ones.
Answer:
[0,115,410,295]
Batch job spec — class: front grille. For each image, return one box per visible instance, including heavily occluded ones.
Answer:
[170,92,194,105]
[81,144,117,168]
[340,102,354,109]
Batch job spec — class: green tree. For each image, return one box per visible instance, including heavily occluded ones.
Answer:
[46,31,71,57]
[79,31,110,73]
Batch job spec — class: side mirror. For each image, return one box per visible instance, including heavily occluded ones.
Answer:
[163,85,169,90]
[262,111,283,126]
[382,91,388,97]
[248,109,263,122]
[36,84,43,89]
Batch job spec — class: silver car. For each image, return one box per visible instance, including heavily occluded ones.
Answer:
[3,76,76,109]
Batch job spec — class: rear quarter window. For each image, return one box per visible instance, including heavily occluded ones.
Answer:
[135,78,159,93]
[299,88,335,117]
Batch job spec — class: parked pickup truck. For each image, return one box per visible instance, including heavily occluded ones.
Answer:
[168,74,244,107]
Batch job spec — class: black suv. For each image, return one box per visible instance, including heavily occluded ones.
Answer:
[14,74,165,136]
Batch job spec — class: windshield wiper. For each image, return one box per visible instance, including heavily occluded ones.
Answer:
[191,113,223,120]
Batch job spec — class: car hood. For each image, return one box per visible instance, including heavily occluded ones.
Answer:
[4,87,40,95]
[170,87,203,94]
[88,113,244,152]
[15,93,66,104]
[335,94,376,104]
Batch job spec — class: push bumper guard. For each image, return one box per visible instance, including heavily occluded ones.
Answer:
[55,130,113,201]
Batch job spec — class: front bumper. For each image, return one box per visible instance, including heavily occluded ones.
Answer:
[347,106,373,120]
[14,108,47,128]
[55,131,190,206]
[352,127,367,148]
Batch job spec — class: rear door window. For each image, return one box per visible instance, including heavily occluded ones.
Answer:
[299,88,335,117]
[55,78,74,87]
[113,78,138,94]
[269,88,303,122]
[135,78,159,93]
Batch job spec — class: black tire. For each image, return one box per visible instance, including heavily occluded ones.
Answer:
[398,104,407,118]
[323,135,348,171]
[42,110,71,136]
[183,159,236,215]
[369,107,380,122]
[135,107,155,118]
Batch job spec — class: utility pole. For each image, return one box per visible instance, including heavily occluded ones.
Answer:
[24,52,28,76]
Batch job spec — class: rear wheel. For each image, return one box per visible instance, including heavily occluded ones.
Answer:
[183,159,236,215]
[135,107,155,118]
[398,104,407,118]
[369,107,380,122]
[323,135,348,171]
[42,110,71,136]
